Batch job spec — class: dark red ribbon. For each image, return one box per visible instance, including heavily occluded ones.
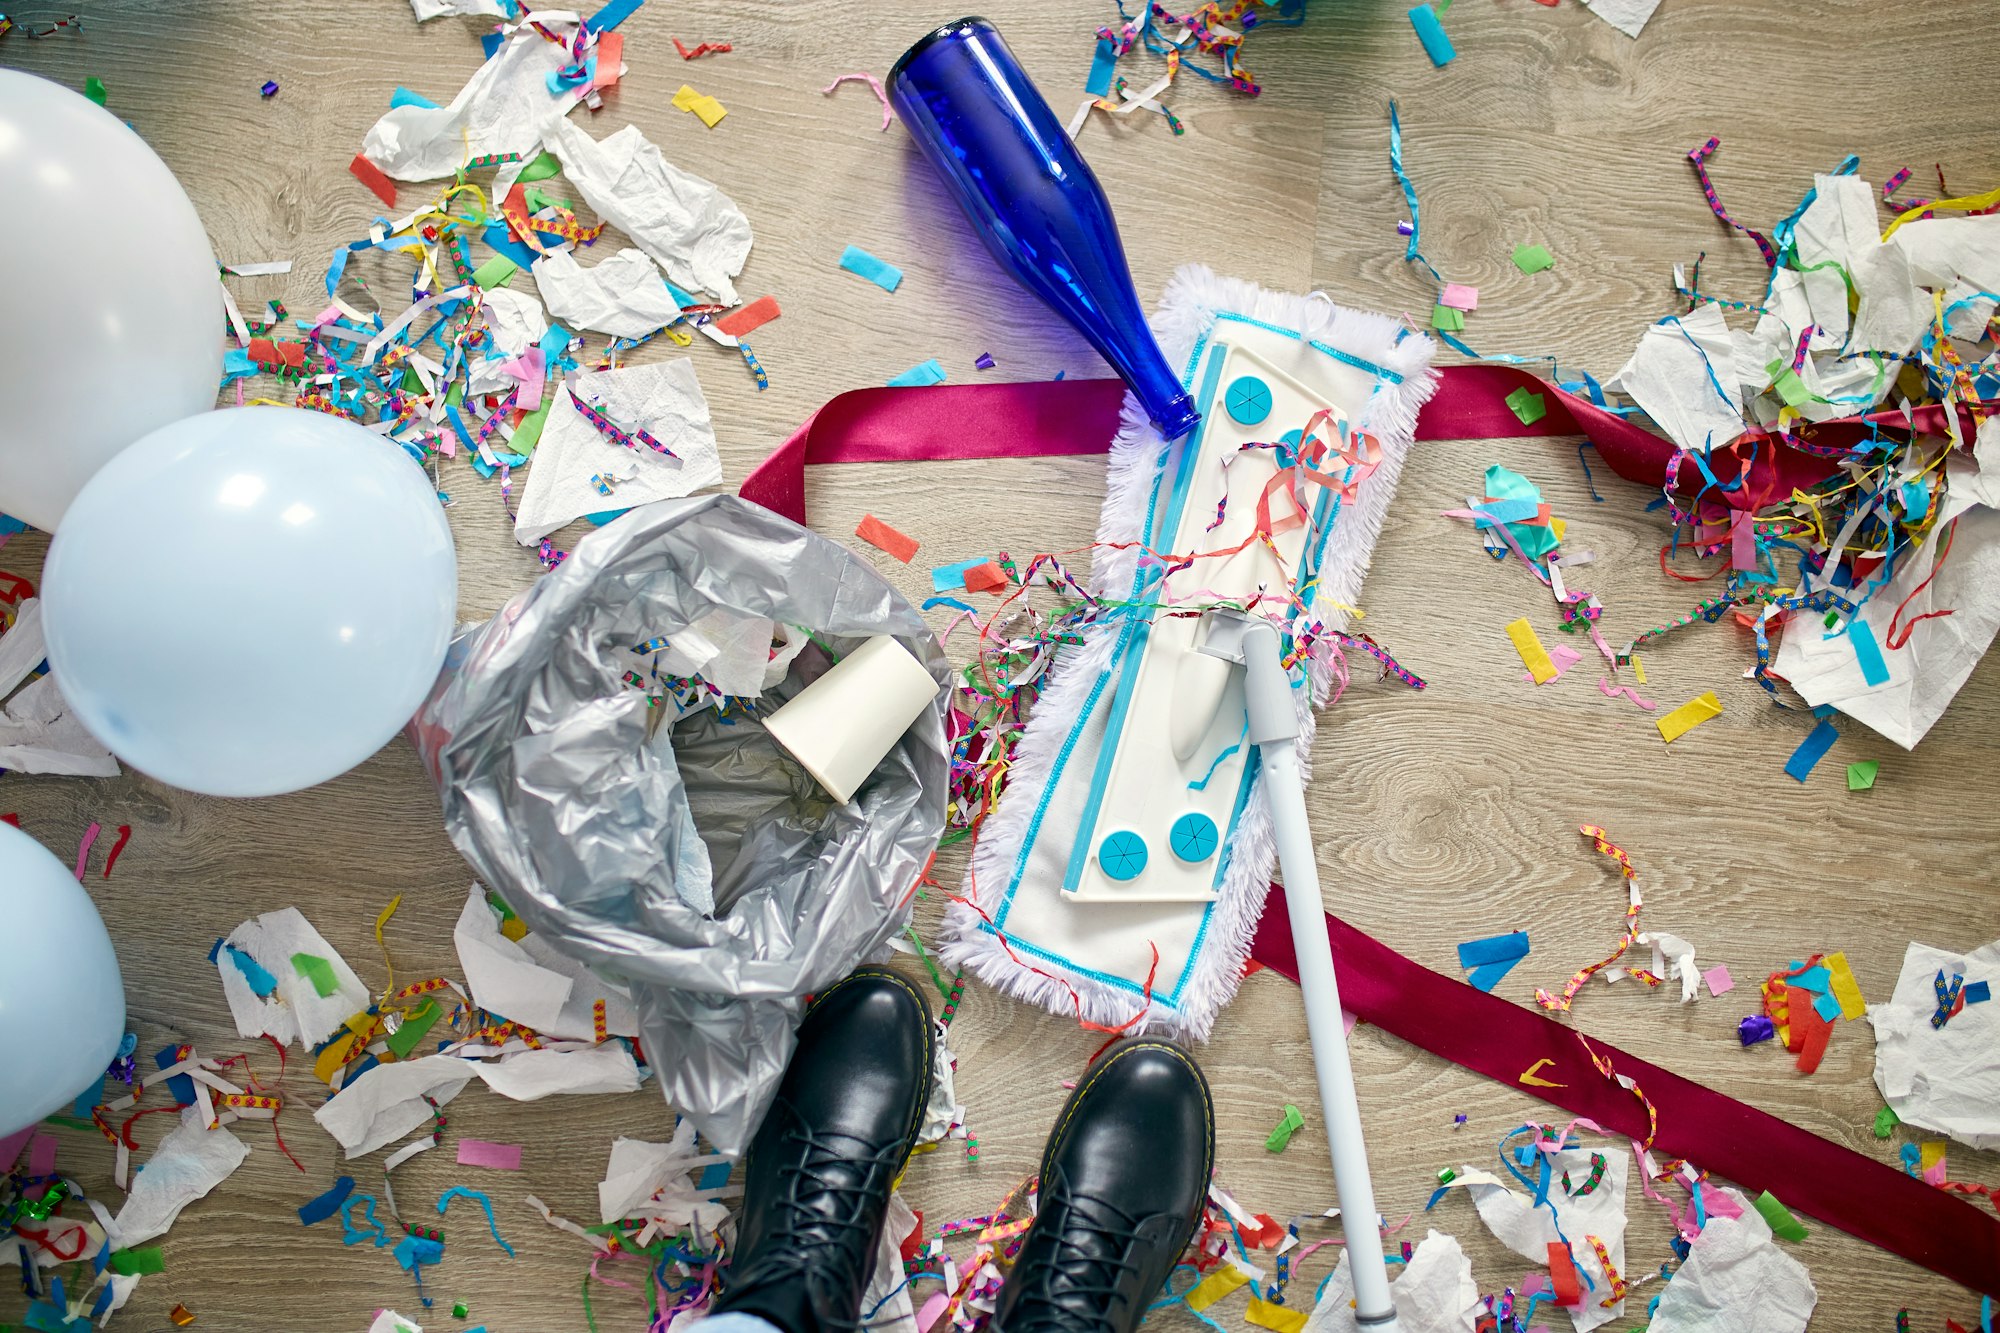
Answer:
[1248,896,2000,1298]
[738,368,1986,527]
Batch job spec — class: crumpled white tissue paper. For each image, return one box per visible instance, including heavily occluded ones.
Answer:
[598,1120,729,1231]
[534,248,685,339]
[1647,1215,1816,1333]
[316,1055,478,1158]
[410,0,507,18]
[1305,1230,1483,1333]
[474,1044,642,1101]
[1773,484,2000,748]
[108,1109,250,1248]
[216,907,373,1049]
[454,884,638,1040]
[361,15,590,181]
[1869,936,2000,1150]
[1609,305,1745,454]
[513,359,722,543]
[542,115,753,303]
[1454,1149,1629,1333]
[0,600,118,776]
[1577,0,1661,39]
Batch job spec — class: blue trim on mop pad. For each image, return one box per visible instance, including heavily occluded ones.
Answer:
[1061,345,1227,893]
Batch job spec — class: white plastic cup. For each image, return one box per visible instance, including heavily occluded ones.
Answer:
[763,636,940,805]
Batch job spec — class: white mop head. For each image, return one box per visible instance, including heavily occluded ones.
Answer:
[939,264,1437,1040]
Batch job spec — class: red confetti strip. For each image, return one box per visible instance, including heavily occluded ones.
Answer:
[102,824,132,877]
[712,295,781,338]
[962,560,1009,594]
[673,37,732,59]
[349,153,399,209]
[855,513,920,563]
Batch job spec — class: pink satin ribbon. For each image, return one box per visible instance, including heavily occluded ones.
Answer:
[1249,897,2000,1298]
[736,367,1988,527]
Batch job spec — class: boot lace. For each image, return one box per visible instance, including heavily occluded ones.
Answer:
[1002,1195,1152,1333]
[728,1125,904,1333]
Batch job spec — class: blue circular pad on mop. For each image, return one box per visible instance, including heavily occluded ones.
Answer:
[1097,829,1149,881]
[1168,812,1220,864]
[1224,375,1273,426]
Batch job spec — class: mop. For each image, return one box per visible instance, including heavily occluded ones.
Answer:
[938,264,1436,1039]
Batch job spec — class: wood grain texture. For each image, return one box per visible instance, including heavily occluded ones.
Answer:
[4,0,1999,1329]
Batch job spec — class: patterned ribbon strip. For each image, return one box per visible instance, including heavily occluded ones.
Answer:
[571,394,677,458]
[1535,826,1646,1012]
[1687,137,1780,268]
[1584,1235,1631,1307]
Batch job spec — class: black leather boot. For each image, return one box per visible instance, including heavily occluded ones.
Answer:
[992,1038,1215,1333]
[712,966,935,1333]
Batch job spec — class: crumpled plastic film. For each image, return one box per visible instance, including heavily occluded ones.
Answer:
[413,495,948,1152]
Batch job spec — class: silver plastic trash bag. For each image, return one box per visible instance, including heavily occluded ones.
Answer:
[413,495,948,1153]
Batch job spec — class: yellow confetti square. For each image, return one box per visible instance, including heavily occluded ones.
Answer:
[1245,1296,1309,1333]
[1506,617,1558,683]
[1551,516,1567,543]
[1656,691,1722,743]
[1631,654,1646,684]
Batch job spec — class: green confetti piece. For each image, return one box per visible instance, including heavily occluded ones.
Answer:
[1511,243,1554,275]
[1873,1105,1899,1138]
[1753,1189,1808,1241]
[107,1247,164,1276]
[472,255,519,290]
[384,998,443,1060]
[446,380,465,408]
[1264,1104,1306,1153]
[453,1303,470,1320]
[1505,386,1547,425]
[1824,607,1840,628]
[84,76,107,106]
[1772,369,1812,409]
[1847,759,1879,790]
[291,952,339,998]
[509,398,553,455]
[1430,304,1465,332]
[517,150,563,183]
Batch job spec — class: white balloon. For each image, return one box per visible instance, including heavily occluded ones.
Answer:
[0,70,224,532]
[43,407,459,797]
[0,821,125,1138]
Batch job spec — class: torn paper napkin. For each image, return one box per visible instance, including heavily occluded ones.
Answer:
[475,1044,642,1100]
[482,287,549,359]
[454,884,637,1040]
[657,608,777,698]
[410,0,507,18]
[862,1190,922,1332]
[1608,305,1745,454]
[513,359,722,543]
[1791,173,1881,346]
[534,248,684,339]
[315,1056,477,1158]
[216,907,372,1049]
[108,1109,250,1248]
[598,1122,729,1231]
[1459,1149,1629,1333]
[542,116,752,303]
[0,601,118,776]
[1577,0,1661,39]
[1869,936,2000,1150]
[361,16,589,181]
[1773,486,2000,748]
[1647,1216,1816,1333]
[1305,1230,1482,1333]
[1636,931,1701,1003]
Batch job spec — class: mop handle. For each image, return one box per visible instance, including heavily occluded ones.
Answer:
[1241,628,1401,1332]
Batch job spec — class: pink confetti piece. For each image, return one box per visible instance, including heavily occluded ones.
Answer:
[0,1126,32,1173]
[27,1132,57,1178]
[821,72,894,131]
[1597,678,1657,710]
[1439,283,1479,311]
[1522,644,1582,684]
[73,821,100,880]
[1703,964,1735,997]
[456,1139,524,1170]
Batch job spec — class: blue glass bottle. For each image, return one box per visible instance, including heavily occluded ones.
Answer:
[889,17,1200,439]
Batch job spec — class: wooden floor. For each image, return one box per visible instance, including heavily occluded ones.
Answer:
[6,1,1999,1329]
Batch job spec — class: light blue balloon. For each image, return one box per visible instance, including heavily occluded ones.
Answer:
[43,406,458,797]
[0,821,124,1137]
